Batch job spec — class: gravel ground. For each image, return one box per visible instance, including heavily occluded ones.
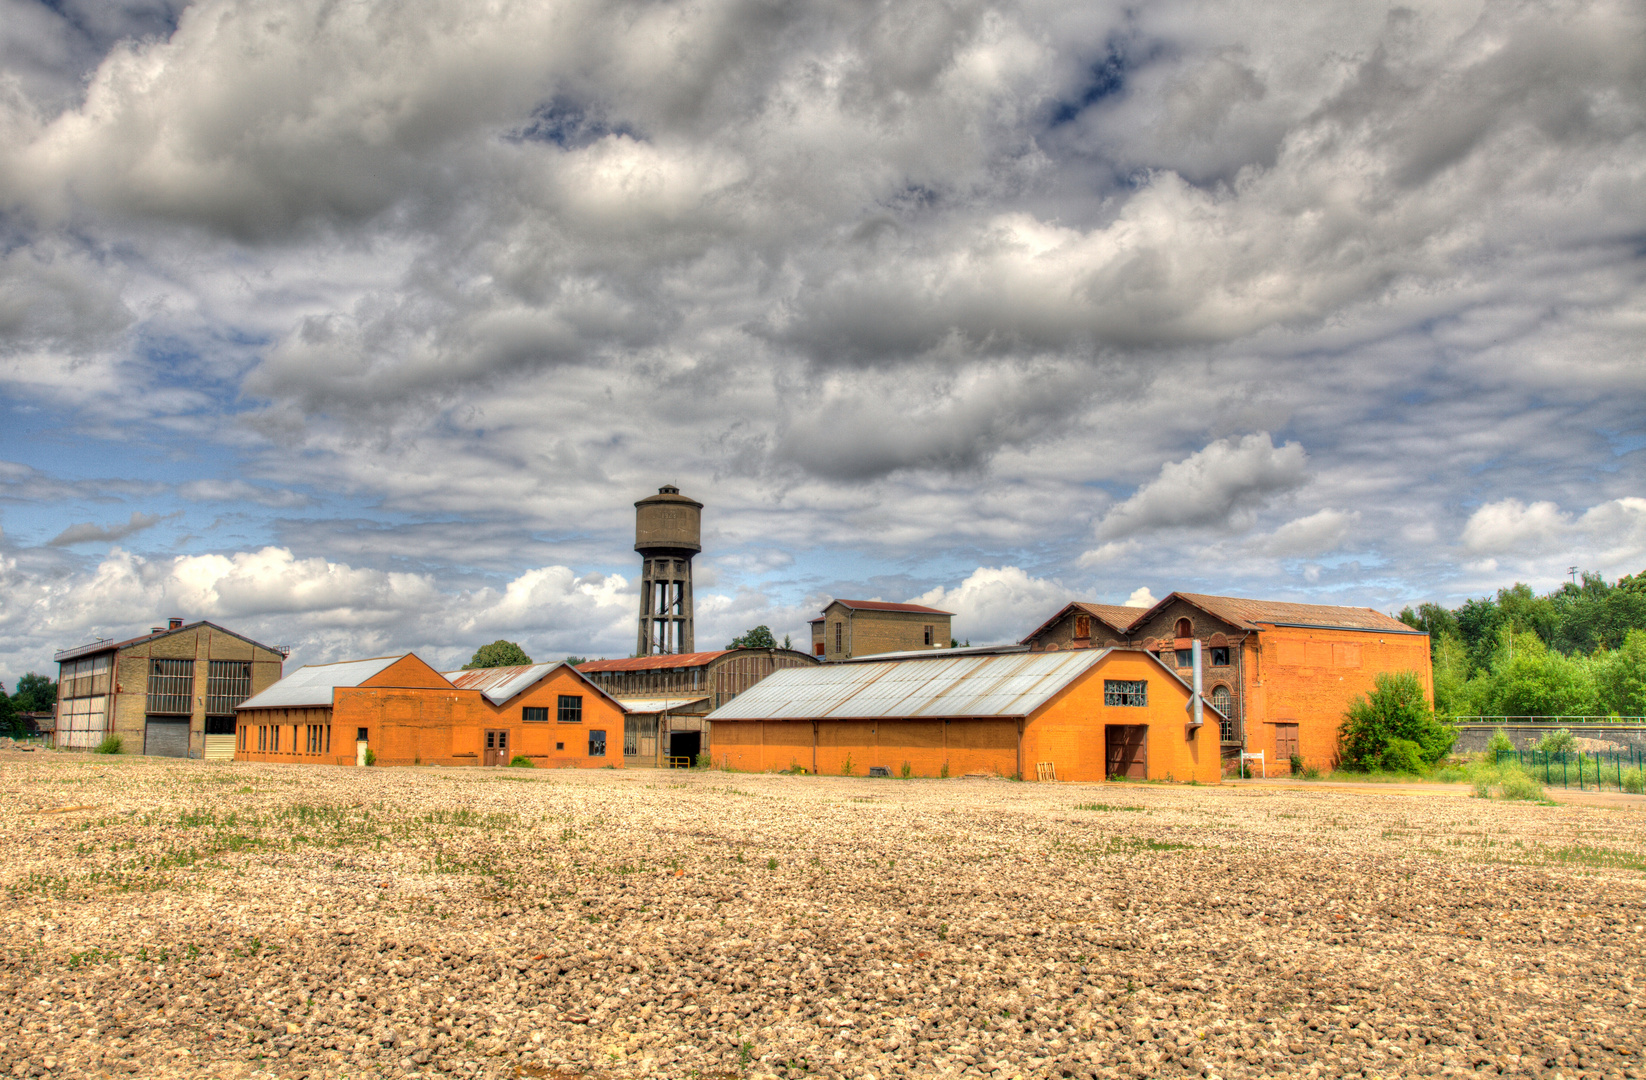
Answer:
[3,753,1644,1080]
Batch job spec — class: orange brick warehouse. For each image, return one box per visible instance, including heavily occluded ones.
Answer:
[706,648,1225,783]
[235,655,625,768]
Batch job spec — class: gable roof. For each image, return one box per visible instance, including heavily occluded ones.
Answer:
[1018,602,1143,643]
[238,655,411,710]
[445,661,629,710]
[54,620,286,664]
[822,599,954,616]
[1140,592,1420,635]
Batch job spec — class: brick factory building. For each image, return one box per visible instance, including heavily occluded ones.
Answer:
[809,599,954,660]
[235,654,625,769]
[1020,593,1432,773]
[707,647,1225,782]
[53,619,286,758]
[577,648,818,767]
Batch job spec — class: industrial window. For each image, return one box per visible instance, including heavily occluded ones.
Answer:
[1075,615,1091,638]
[923,625,933,645]
[1211,646,1230,666]
[146,659,194,715]
[834,622,842,652]
[1175,649,1193,668]
[523,706,549,723]
[206,660,253,715]
[237,725,245,752]
[588,730,606,757]
[1211,686,1234,742]
[357,727,368,741]
[271,725,280,753]
[1175,618,1192,638]
[306,724,321,754]
[558,695,582,723]
[1104,680,1148,707]
[556,741,564,751]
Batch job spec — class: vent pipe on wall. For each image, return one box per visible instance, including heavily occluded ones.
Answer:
[1191,639,1204,729]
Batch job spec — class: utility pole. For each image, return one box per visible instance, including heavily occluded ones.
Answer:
[1568,565,1579,586]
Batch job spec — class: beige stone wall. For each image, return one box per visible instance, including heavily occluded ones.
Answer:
[109,625,284,756]
[837,609,951,658]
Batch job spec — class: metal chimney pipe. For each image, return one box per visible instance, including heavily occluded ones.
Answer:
[1192,639,1204,727]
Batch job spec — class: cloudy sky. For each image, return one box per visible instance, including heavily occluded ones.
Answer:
[1,0,1642,684]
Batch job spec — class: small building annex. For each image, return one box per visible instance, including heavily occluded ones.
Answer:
[706,647,1225,783]
[235,654,625,768]
[809,599,954,660]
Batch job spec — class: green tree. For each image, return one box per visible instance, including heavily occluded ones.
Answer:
[12,672,56,713]
[1481,633,1599,718]
[1592,629,1646,716]
[563,656,588,668]
[0,685,19,739]
[463,640,533,669]
[726,625,777,650]
[1338,671,1455,772]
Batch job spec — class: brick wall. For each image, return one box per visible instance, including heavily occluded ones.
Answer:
[813,607,952,660]
[108,626,283,756]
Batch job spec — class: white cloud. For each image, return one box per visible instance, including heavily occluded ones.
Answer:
[1254,508,1360,558]
[1096,433,1309,540]
[910,566,1070,645]
[176,480,310,508]
[1124,587,1156,608]
[1460,497,1646,578]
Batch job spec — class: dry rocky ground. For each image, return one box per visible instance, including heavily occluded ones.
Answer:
[2,753,1644,1080]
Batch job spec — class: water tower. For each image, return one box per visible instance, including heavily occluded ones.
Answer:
[634,485,702,655]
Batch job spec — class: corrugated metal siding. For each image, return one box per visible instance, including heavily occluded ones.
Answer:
[706,651,1107,721]
[144,719,190,758]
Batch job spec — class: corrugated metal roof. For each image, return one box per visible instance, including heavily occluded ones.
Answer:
[238,655,405,710]
[54,620,285,663]
[443,663,561,705]
[707,650,1107,721]
[838,644,1029,663]
[615,696,711,713]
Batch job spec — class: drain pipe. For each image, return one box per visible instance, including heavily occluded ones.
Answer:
[1190,639,1204,737]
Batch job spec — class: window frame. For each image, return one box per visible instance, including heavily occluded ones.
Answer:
[523,706,549,723]
[588,730,607,757]
[557,695,583,724]
[1103,679,1148,707]
[1210,646,1231,667]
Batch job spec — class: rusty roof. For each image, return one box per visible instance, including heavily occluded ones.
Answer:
[577,651,731,673]
[1163,593,1418,634]
[444,662,629,709]
[823,599,954,616]
[1018,602,1143,643]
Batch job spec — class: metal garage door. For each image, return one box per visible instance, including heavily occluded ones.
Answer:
[144,719,191,758]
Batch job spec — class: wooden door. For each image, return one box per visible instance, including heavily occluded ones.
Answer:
[483,729,509,766]
[1274,723,1299,762]
[1105,725,1147,780]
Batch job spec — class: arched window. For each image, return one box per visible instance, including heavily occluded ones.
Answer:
[1175,618,1193,639]
[1210,685,1233,742]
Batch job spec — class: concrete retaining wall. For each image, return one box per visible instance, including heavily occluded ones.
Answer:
[1453,723,1646,753]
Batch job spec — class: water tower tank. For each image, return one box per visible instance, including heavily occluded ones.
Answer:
[634,485,702,554]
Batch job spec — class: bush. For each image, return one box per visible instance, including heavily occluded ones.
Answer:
[1622,768,1644,795]
[900,761,913,779]
[364,747,377,766]
[1534,728,1575,755]
[94,735,122,755]
[1339,671,1455,771]
[1288,753,1303,776]
[1486,728,1515,762]
[939,760,949,779]
[508,754,534,767]
[841,753,855,777]
[1497,771,1546,801]
[693,753,711,770]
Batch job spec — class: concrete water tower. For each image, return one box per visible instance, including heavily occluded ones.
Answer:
[634,485,703,655]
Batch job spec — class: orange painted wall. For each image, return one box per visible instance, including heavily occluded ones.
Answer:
[1023,651,1220,784]
[1243,626,1432,771]
[235,658,623,769]
[711,651,1220,783]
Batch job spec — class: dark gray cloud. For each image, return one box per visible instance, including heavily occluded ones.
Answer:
[48,510,166,546]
